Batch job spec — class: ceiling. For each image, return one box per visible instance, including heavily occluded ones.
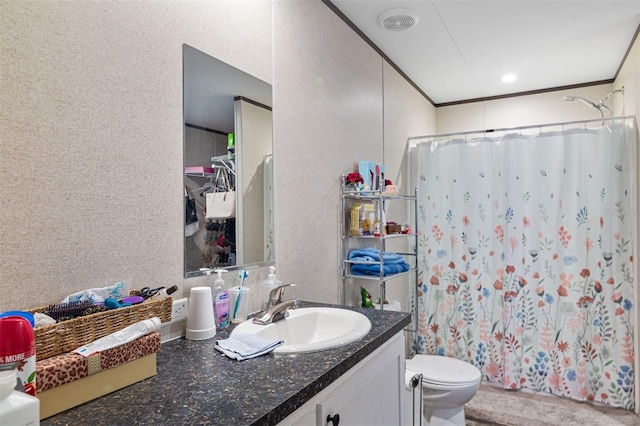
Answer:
[329,0,640,106]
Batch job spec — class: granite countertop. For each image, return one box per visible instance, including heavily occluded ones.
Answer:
[41,302,411,426]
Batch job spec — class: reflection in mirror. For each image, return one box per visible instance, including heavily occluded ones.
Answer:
[183,44,273,277]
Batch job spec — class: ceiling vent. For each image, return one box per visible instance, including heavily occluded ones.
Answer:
[378,8,420,32]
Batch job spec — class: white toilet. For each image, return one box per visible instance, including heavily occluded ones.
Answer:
[405,354,482,426]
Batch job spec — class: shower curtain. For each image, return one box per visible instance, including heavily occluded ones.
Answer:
[414,123,636,409]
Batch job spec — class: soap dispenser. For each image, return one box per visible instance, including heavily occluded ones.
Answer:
[261,266,282,310]
[212,269,230,329]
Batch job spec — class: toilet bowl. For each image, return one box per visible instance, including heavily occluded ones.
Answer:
[405,355,482,426]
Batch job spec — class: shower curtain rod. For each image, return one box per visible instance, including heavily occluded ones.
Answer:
[407,115,636,145]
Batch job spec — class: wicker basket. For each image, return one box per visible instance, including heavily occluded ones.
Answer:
[27,296,172,361]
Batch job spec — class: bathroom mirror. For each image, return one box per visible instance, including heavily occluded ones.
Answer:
[183,44,274,277]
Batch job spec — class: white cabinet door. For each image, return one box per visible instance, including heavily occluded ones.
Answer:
[315,332,404,425]
[279,332,405,426]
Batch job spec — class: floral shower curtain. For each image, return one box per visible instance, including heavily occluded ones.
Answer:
[414,123,637,409]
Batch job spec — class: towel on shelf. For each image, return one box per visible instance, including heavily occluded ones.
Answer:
[349,247,410,277]
[351,262,409,277]
[214,334,283,361]
[348,247,407,264]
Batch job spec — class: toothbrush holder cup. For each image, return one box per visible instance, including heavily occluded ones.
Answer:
[229,286,250,324]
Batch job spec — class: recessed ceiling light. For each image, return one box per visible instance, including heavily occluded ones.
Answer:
[502,74,517,83]
[377,8,420,32]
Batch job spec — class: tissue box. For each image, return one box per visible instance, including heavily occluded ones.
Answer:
[37,332,161,419]
[358,160,385,191]
[386,222,401,234]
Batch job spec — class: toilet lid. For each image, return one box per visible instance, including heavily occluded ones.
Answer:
[406,355,481,386]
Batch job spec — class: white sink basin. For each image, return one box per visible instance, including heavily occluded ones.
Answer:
[230,307,372,354]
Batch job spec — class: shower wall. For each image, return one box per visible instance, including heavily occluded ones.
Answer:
[613,32,640,118]
[436,84,614,134]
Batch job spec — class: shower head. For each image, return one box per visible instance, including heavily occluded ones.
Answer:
[563,87,624,118]
[563,95,602,118]
[563,95,598,109]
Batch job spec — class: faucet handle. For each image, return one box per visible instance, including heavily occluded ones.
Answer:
[270,283,296,304]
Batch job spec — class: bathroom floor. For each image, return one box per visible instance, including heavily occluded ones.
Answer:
[464,384,639,426]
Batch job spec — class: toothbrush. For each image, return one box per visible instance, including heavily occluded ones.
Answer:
[233,270,248,320]
[238,270,247,288]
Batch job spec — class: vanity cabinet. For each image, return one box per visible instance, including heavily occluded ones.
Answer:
[278,332,405,426]
[341,185,418,331]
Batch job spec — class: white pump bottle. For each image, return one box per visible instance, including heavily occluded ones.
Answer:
[261,266,282,310]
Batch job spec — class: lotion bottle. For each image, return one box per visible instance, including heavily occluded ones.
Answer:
[212,269,230,329]
[261,266,282,310]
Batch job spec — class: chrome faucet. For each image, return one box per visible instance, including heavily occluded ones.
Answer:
[252,283,300,325]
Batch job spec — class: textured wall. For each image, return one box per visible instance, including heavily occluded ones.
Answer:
[0,0,272,311]
[0,0,432,317]
[273,0,385,304]
[272,3,437,308]
[381,60,436,310]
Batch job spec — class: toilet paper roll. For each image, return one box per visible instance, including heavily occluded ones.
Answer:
[372,299,402,311]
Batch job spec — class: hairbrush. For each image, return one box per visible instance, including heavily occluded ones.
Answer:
[44,300,95,322]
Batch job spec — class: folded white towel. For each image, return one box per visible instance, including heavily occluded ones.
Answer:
[214,334,283,361]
